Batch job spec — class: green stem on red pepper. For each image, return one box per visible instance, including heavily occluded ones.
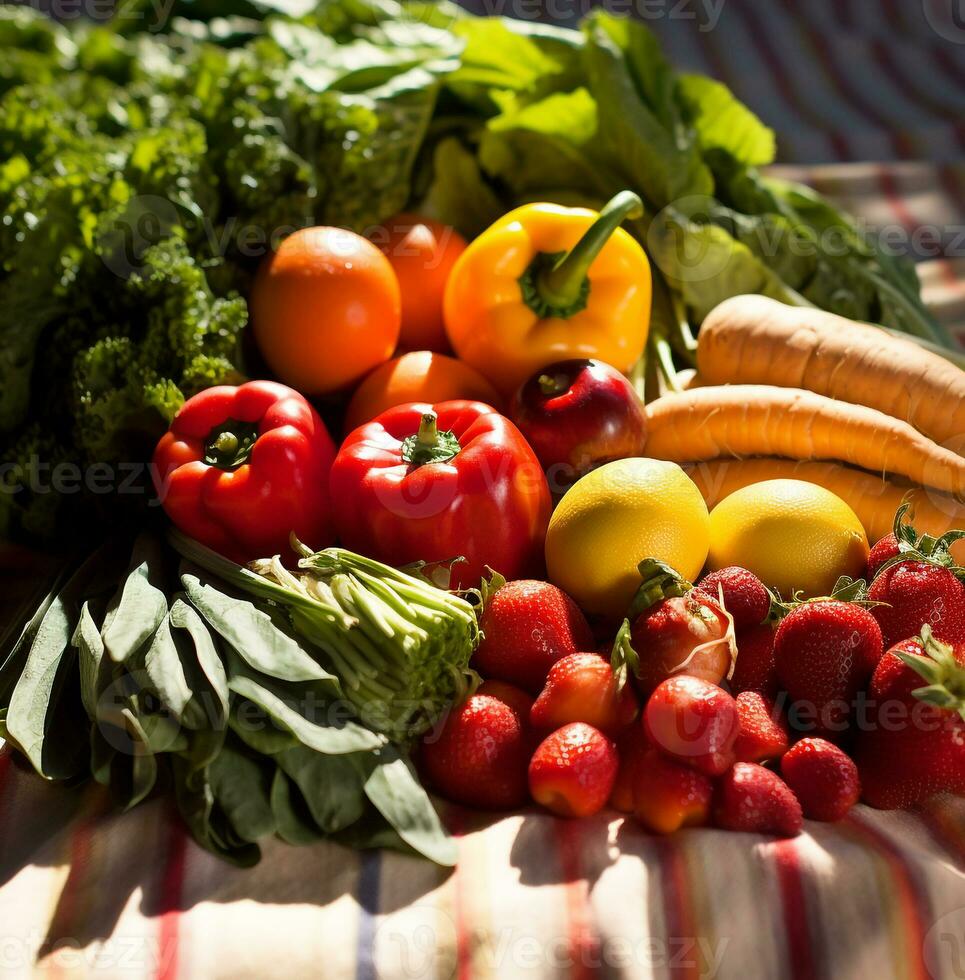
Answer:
[401,412,462,467]
[202,419,260,470]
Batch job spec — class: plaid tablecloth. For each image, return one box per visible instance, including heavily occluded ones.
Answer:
[5,2,965,977]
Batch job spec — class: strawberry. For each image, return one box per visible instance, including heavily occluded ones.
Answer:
[695,566,770,630]
[866,504,965,650]
[775,601,883,735]
[619,561,735,696]
[629,748,713,834]
[472,577,594,694]
[868,562,965,650]
[731,622,779,698]
[610,731,648,812]
[713,763,803,837]
[420,694,529,810]
[530,653,639,733]
[866,533,899,579]
[644,676,739,776]
[477,680,535,724]
[734,692,789,763]
[781,738,859,822]
[854,628,965,809]
[528,723,618,818]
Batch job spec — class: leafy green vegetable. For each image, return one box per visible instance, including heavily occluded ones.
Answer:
[170,529,480,738]
[1,530,467,867]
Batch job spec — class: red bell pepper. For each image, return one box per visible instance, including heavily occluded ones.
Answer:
[152,381,336,564]
[330,400,551,589]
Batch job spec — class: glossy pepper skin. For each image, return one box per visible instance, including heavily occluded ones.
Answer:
[152,381,336,564]
[444,192,652,396]
[330,400,551,590]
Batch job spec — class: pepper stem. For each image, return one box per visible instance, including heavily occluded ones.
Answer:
[203,418,260,471]
[538,191,644,310]
[416,412,439,448]
[401,411,462,467]
[212,432,239,456]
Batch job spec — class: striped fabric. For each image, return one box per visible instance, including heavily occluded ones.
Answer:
[2,755,965,980]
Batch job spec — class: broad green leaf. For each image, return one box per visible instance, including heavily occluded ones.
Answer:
[6,543,123,779]
[102,534,169,664]
[229,701,299,755]
[140,614,197,727]
[581,12,712,208]
[270,768,323,846]
[678,74,775,167]
[73,602,109,719]
[172,756,260,868]
[276,745,368,834]
[421,137,505,240]
[363,747,456,866]
[178,725,227,777]
[182,574,334,684]
[208,740,275,843]
[227,663,384,755]
[170,598,229,727]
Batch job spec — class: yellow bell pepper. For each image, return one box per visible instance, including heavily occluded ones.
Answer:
[443,191,652,396]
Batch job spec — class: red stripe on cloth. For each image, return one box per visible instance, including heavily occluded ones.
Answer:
[728,1,851,162]
[776,0,916,161]
[772,840,817,980]
[844,814,930,980]
[156,815,188,980]
[444,807,474,980]
[655,839,700,980]
[554,819,600,979]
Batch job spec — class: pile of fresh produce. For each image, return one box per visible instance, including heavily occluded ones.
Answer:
[1,0,959,541]
[2,0,965,867]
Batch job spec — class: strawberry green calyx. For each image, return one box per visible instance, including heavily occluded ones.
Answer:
[627,558,693,619]
[610,618,639,691]
[478,569,508,609]
[769,575,877,618]
[874,502,965,582]
[896,625,965,722]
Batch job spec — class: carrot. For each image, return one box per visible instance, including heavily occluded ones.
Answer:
[687,458,965,562]
[697,295,965,452]
[644,385,965,498]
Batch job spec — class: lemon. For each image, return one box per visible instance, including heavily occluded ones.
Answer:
[545,458,710,618]
[708,479,869,599]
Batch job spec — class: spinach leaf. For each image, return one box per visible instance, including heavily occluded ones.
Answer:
[5,543,123,778]
[269,768,324,846]
[226,659,384,755]
[73,601,111,720]
[229,700,299,755]
[276,745,368,834]
[102,534,169,665]
[208,739,276,842]
[169,597,229,727]
[363,747,456,866]
[182,574,335,684]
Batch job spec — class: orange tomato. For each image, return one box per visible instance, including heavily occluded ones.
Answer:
[374,214,467,353]
[250,226,400,395]
[344,351,502,434]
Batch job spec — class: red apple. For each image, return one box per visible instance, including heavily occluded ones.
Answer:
[511,359,647,491]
